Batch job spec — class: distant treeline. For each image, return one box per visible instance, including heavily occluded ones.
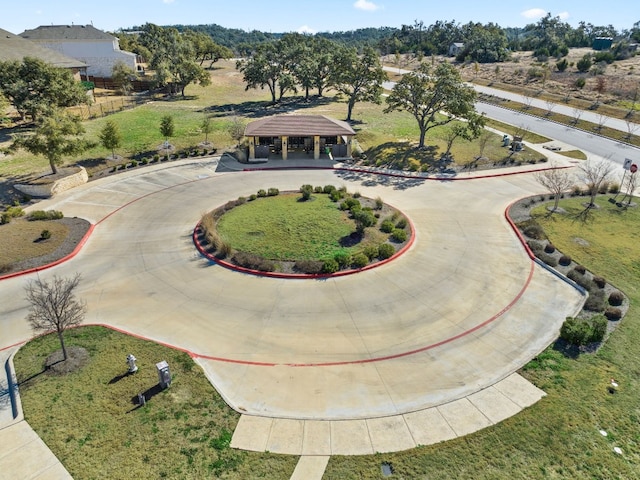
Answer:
[124,16,640,63]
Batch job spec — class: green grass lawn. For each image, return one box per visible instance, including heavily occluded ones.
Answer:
[14,326,297,480]
[323,195,640,479]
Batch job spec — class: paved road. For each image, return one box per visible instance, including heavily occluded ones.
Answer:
[0,157,584,421]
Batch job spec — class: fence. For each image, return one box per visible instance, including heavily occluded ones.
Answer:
[68,96,149,120]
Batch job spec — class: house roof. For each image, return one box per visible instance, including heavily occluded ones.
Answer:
[0,28,87,68]
[245,115,356,137]
[19,25,115,41]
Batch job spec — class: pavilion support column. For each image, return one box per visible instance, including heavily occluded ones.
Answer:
[313,135,320,160]
[281,136,288,160]
[249,136,255,160]
[347,137,352,157]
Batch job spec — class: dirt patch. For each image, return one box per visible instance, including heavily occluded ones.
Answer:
[45,345,90,375]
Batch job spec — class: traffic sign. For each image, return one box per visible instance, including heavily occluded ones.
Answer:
[624,158,633,170]
[631,164,638,174]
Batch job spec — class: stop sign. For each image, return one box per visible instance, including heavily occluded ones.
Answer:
[631,164,638,173]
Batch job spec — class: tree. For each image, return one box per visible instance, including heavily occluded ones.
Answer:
[99,120,122,160]
[331,46,387,122]
[578,158,614,207]
[160,115,174,160]
[183,30,232,68]
[201,115,213,145]
[228,115,245,147]
[111,61,136,95]
[11,109,91,174]
[385,62,484,148]
[576,54,592,73]
[0,57,89,122]
[25,274,86,361]
[534,162,574,212]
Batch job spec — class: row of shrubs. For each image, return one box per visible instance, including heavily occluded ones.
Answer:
[571,181,620,196]
[1,208,63,225]
[110,148,218,172]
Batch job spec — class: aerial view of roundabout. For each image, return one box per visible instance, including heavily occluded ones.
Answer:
[0,153,588,457]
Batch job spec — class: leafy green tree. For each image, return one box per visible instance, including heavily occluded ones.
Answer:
[160,115,174,160]
[111,61,136,95]
[576,54,593,73]
[0,57,89,122]
[385,62,484,148]
[99,120,122,160]
[457,22,509,63]
[201,115,213,144]
[139,23,211,97]
[183,30,232,68]
[11,109,91,174]
[330,46,387,121]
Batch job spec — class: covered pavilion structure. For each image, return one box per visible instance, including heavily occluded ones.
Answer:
[244,114,356,161]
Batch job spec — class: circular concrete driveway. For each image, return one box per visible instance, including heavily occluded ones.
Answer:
[0,158,584,420]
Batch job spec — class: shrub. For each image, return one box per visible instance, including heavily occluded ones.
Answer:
[556,58,568,72]
[574,77,586,89]
[567,269,593,291]
[571,185,583,196]
[323,185,336,194]
[608,183,620,194]
[352,191,361,198]
[340,198,361,211]
[375,197,384,210]
[141,158,148,165]
[300,184,314,200]
[559,254,572,266]
[608,291,624,306]
[544,243,556,253]
[391,228,408,243]
[598,181,610,194]
[378,243,395,260]
[605,307,622,320]
[267,188,279,196]
[560,315,607,345]
[314,186,323,193]
[380,220,395,233]
[216,241,232,259]
[334,251,352,269]
[40,229,51,240]
[353,210,377,233]
[28,210,64,221]
[0,263,11,274]
[363,245,379,260]
[130,160,138,167]
[257,189,267,198]
[153,154,160,162]
[232,251,275,272]
[235,197,246,206]
[536,252,558,267]
[575,265,586,274]
[395,217,408,229]
[352,253,369,268]
[522,222,546,240]
[593,276,606,289]
[584,289,605,312]
[249,194,257,201]
[576,55,592,73]
[294,259,324,274]
[1,213,12,224]
[5,206,24,218]
[322,259,339,274]
[527,240,543,255]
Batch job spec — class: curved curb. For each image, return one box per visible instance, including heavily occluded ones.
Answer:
[0,223,96,281]
[191,216,416,280]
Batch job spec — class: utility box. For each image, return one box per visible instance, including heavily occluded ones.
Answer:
[156,360,171,389]
[592,37,613,51]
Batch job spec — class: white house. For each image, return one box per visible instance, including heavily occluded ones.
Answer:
[19,24,136,78]
[448,42,465,57]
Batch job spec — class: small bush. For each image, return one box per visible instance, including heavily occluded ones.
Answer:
[522,222,546,240]
[592,276,606,289]
[323,185,336,194]
[267,188,279,196]
[363,245,379,260]
[235,197,246,206]
[575,265,586,274]
[536,252,558,267]
[353,210,377,233]
[378,243,395,260]
[216,241,232,259]
[0,263,11,274]
[314,186,323,193]
[300,184,314,200]
[5,206,24,218]
[0,213,12,224]
[380,220,395,233]
[141,158,148,165]
[571,185,583,196]
[567,269,593,291]
[322,259,339,274]
[391,228,408,243]
[608,291,624,306]
[608,183,620,194]
[584,289,606,312]
[560,315,607,345]
[340,198,361,211]
[605,307,622,320]
[28,210,64,221]
[294,259,324,274]
[352,253,369,268]
[544,243,556,253]
[257,189,267,198]
[153,154,160,162]
[40,229,51,240]
[130,160,138,167]
[598,181,610,194]
[232,251,275,272]
[395,217,408,229]
[527,240,544,255]
[334,251,352,269]
[375,197,384,210]
[559,254,572,266]
[249,194,257,201]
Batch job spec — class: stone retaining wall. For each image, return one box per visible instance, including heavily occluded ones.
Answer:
[14,167,88,198]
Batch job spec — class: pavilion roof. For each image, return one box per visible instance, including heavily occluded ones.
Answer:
[245,115,356,137]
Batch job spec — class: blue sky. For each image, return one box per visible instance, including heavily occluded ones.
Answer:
[3,0,638,35]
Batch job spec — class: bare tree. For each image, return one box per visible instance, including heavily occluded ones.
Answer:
[578,158,615,207]
[625,118,639,141]
[522,96,533,110]
[534,162,574,212]
[572,107,583,126]
[25,274,86,361]
[621,171,639,206]
[545,100,556,117]
[596,114,608,132]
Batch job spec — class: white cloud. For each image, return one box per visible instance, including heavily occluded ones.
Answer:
[297,25,316,34]
[558,11,570,20]
[521,8,547,20]
[354,0,380,12]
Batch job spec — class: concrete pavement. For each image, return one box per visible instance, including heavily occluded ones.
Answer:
[0,156,586,478]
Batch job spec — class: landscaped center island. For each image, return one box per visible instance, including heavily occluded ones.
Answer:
[197,185,412,275]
